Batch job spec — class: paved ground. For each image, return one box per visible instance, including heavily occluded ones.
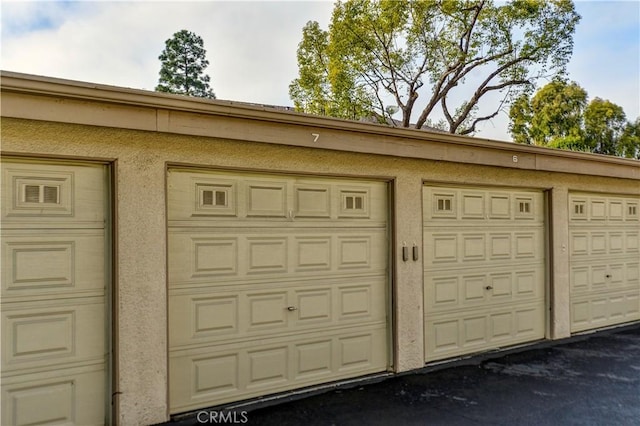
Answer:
[166,324,640,425]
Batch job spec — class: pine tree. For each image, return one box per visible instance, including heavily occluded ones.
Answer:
[156,30,216,99]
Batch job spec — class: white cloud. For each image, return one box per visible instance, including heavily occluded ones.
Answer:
[1,1,334,97]
[2,1,165,89]
[1,1,84,36]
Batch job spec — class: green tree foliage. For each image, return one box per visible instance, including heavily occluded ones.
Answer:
[156,30,216,99]
[509,79,638,157]
[619,118,640,159]
[509,79,587,145]
[289,21,374,120]
[289,22,331,116]
[290,0,580,134]
[584,98,626,156]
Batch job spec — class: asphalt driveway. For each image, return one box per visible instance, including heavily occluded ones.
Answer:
[166,324,640,425]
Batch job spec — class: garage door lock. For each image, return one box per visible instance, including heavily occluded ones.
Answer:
[286,306,298,311]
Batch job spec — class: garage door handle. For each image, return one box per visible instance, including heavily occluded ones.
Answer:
[286,306,298,311]
[485,286,493,290]
[605,274,612,278]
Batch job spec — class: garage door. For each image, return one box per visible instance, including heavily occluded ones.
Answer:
[167,168,389,413]
[423,185,546,362]
[569,193,640,333]
[1,159,109,425]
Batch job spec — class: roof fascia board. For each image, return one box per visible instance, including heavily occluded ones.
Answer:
[1,71,638,179]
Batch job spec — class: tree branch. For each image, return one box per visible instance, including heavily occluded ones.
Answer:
[440,95,455,129]
[451,55,533,130]
[458,109,501,135]
[417,49,533,130]
[371,25,406,112]
[459,1,484,55]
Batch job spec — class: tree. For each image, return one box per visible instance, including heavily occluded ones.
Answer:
[509,80,637,157]
[509,79,587,146]
[290,0,581,134]
[156,30,216,99]
[584,98,626,156]
[289,22,332,116]
[289,21,374,120]
[289,4,374,122]
[619,118,640,159]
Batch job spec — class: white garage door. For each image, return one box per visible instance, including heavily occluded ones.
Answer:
[569,193,640,333]
[167,168,389,413]
[423,185,546,362]
[1,159,109,425]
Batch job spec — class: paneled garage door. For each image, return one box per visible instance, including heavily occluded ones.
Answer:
[569,193,640,333]
[1,159,109,425]
[167,168,389,413]
[423,185,546,362]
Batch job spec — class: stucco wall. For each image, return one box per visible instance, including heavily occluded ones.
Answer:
[2,117,639,425]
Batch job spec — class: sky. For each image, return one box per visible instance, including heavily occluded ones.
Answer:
[1,0,639,142]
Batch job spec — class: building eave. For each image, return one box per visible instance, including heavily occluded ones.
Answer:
[1,70,638,180]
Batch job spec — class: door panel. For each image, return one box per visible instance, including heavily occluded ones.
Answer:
[1,159,109,426]
[168,169,389,413]
[423,185,546,362]
[569,193,640,332]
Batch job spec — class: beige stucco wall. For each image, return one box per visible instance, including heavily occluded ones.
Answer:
[2,113,639,425]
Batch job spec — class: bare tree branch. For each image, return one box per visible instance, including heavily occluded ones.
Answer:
[459,109,501,135]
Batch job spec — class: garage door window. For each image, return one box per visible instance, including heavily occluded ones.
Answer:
[196,183,236,215]
[23,184,60,204]
[340,189,370,217]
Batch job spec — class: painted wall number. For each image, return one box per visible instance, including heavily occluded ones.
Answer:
[312,133,320,142]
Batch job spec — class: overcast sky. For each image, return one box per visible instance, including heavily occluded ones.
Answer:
[1,0,638,142]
